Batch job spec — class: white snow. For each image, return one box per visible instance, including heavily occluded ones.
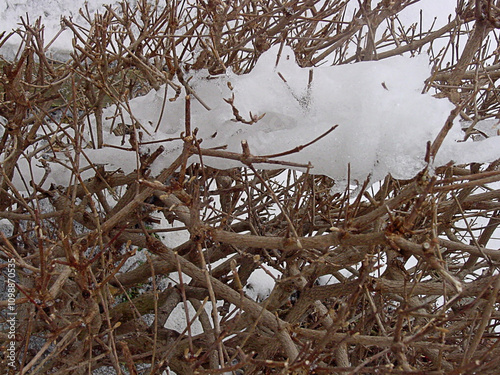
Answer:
[396,0,457,30]
[3,43,500,189]
[2,0,500,189]
[244,268,281,302]
[68,45,500,187]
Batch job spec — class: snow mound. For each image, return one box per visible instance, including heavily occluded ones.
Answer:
[3,1,500,189]
[3,37,500,187]
[95,45,495,185]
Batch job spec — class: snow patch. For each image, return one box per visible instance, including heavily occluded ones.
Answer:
[94,45,464,185]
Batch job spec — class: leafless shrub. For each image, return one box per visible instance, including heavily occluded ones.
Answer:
[1,1,500,374]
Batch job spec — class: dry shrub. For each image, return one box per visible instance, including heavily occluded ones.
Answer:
[1,1,500,374]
